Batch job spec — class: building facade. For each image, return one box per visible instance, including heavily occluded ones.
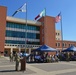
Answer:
[56,30,62,40]
[0,6,76,55]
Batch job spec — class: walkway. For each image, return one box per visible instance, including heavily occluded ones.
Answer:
[0,57,76,75]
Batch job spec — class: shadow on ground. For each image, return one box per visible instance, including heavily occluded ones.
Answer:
[0,70,20,73]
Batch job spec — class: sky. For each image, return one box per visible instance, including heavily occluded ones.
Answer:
[0,0,76,41]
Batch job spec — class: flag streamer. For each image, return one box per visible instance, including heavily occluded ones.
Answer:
[12,3,26,16]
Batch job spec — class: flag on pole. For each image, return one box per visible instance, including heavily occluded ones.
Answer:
[55,12,61,23]
[12,3,26,16]
[35,9,46,20]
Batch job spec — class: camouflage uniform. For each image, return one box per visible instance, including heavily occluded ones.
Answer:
[9,53,13,62]
[15,52,20,71]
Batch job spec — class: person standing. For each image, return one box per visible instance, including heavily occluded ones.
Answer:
[66,52,70,61]
[15,52,20,71]
[9,52,13,62]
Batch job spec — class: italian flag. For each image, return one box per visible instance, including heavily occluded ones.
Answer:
[35,9,46,20]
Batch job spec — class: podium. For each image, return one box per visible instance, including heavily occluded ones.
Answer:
[20,57,26,71]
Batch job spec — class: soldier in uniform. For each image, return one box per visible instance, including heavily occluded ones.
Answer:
[15,52,20,71]
[66,52,70,61]
[9,52,13,62]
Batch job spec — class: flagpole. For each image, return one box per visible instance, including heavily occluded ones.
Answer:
[25,3,27,54]
[24,2,27,71]
[12,3,27,71]
[43,8,46,45]
[60,12,63,51]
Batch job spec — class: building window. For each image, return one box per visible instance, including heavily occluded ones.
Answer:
[6,22,40,31]
[58,43,60,46]
[62,43,65,47]
[56,33,57,35]
[6,30,40,39]
[62,43,66,47]
[69,44,71,47]
[65,43,66,47]
[58,33,60,35]
[5,40,40,45]
[58,38,60,40]
[56,43,57,47]
[56,43,60,47]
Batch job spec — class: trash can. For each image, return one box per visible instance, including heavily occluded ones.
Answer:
[20,57,26,71]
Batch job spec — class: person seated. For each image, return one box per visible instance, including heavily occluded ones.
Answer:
[50,55,55,63]
[54,55,59,62]
[35,55,41,62]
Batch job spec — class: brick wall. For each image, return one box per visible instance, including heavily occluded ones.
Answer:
[0,6,7,54]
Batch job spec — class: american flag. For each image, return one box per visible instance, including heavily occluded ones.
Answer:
[55,12,61,23]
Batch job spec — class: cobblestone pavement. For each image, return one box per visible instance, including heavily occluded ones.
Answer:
[0,57,76,75]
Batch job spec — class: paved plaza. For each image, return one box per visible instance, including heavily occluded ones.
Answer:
[0,57,76,75]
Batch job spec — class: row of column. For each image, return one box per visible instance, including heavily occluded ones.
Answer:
[10,47,31,54]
